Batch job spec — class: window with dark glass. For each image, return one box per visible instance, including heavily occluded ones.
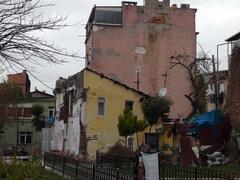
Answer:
[19,132,32,144]
[125,101,134,111]
[127,136,134,150]
[48,106,54,118]
[95,7,122,25]
[145,133,159,153]
[98,97,105,116]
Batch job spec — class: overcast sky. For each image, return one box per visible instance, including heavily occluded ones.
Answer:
[3,0,240,94]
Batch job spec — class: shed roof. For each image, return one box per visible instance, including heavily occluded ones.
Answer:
[226,31,240,42]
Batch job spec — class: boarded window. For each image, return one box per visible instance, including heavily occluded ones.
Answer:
[125,101,134,111]
[95,7,122,25]
[98,97,105,116]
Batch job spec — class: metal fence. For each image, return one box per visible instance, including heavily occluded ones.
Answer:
[159,163,239,180]
[44,152,240,180]
[96,152,239,180]
[96,151,137,171]
[44,152,134,180]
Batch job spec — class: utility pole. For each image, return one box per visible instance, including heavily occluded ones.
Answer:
[212,55,218,109]
[135,66,141,91]
[136,72,140,90]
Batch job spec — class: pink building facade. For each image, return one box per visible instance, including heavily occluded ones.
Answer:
[85,0,197,119]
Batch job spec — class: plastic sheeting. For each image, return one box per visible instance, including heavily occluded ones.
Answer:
[142,153,159,180]
[189,110,222,137]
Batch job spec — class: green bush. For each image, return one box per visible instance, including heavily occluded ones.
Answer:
[0,157,45,180]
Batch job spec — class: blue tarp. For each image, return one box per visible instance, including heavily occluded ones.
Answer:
[189,110,222,137]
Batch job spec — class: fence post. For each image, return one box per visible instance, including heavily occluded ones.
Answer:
[158,154,160,180]
[239,160,240,173]
[93,164,95,180]
[62,156,65,176]
[52,153,55,170]
[99,153,103,168]
[194,167,197,180]
[115,157,118,168]
[75,160,78,178]
[162,164,165,180]
[116,168,119,180]
[43,153,45,167]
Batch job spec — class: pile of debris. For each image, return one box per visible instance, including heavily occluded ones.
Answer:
[206,151,230,166]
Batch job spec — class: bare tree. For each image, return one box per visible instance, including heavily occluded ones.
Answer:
[0,0,78,74]
[169,52,211,118]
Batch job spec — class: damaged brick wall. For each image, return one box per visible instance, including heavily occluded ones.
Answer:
[79,121,87,157]
[52,72,88,157]
[225,46,240,128]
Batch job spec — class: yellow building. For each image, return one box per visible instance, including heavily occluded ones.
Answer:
[52,68,148,159]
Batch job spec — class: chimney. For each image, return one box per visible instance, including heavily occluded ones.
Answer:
[162,0,170,8]
[7,70,31,95]
[144,0,170,9]
[180,4,190,9]
[144,0,159,8]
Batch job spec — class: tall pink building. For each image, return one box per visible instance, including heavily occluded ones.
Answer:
[85,0,197,118]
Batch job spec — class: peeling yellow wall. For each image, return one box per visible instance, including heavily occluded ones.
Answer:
[159,124,174,156]
[83,70,145,159]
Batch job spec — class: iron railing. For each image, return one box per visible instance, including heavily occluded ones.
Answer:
[44,152,134,180]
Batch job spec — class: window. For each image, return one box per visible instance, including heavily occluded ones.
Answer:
[19,132,32,144]
[145,133,159,153]
[48,106,54,118]
[127,136,134,150]
[95,7,122,25]
[125,101,134,111]
[98,97,105,116]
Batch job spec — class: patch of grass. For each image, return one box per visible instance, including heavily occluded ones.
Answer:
[44,170,70,180]
[159,163,240,178]
[207,162,240,174]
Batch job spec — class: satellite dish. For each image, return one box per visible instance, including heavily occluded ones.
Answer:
[159,88,167,97]
[135,66,141,73]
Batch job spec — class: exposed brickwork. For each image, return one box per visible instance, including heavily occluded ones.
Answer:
[0,107,32,118]
[225,47,240,128]
[79,121,87,157]
[7,70,30,95]
[60,94,69,123]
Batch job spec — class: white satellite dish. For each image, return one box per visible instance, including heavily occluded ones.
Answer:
[159,88,167,97]
[135,66,141,73]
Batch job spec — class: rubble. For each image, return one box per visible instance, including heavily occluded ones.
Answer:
[206,151,230,166]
